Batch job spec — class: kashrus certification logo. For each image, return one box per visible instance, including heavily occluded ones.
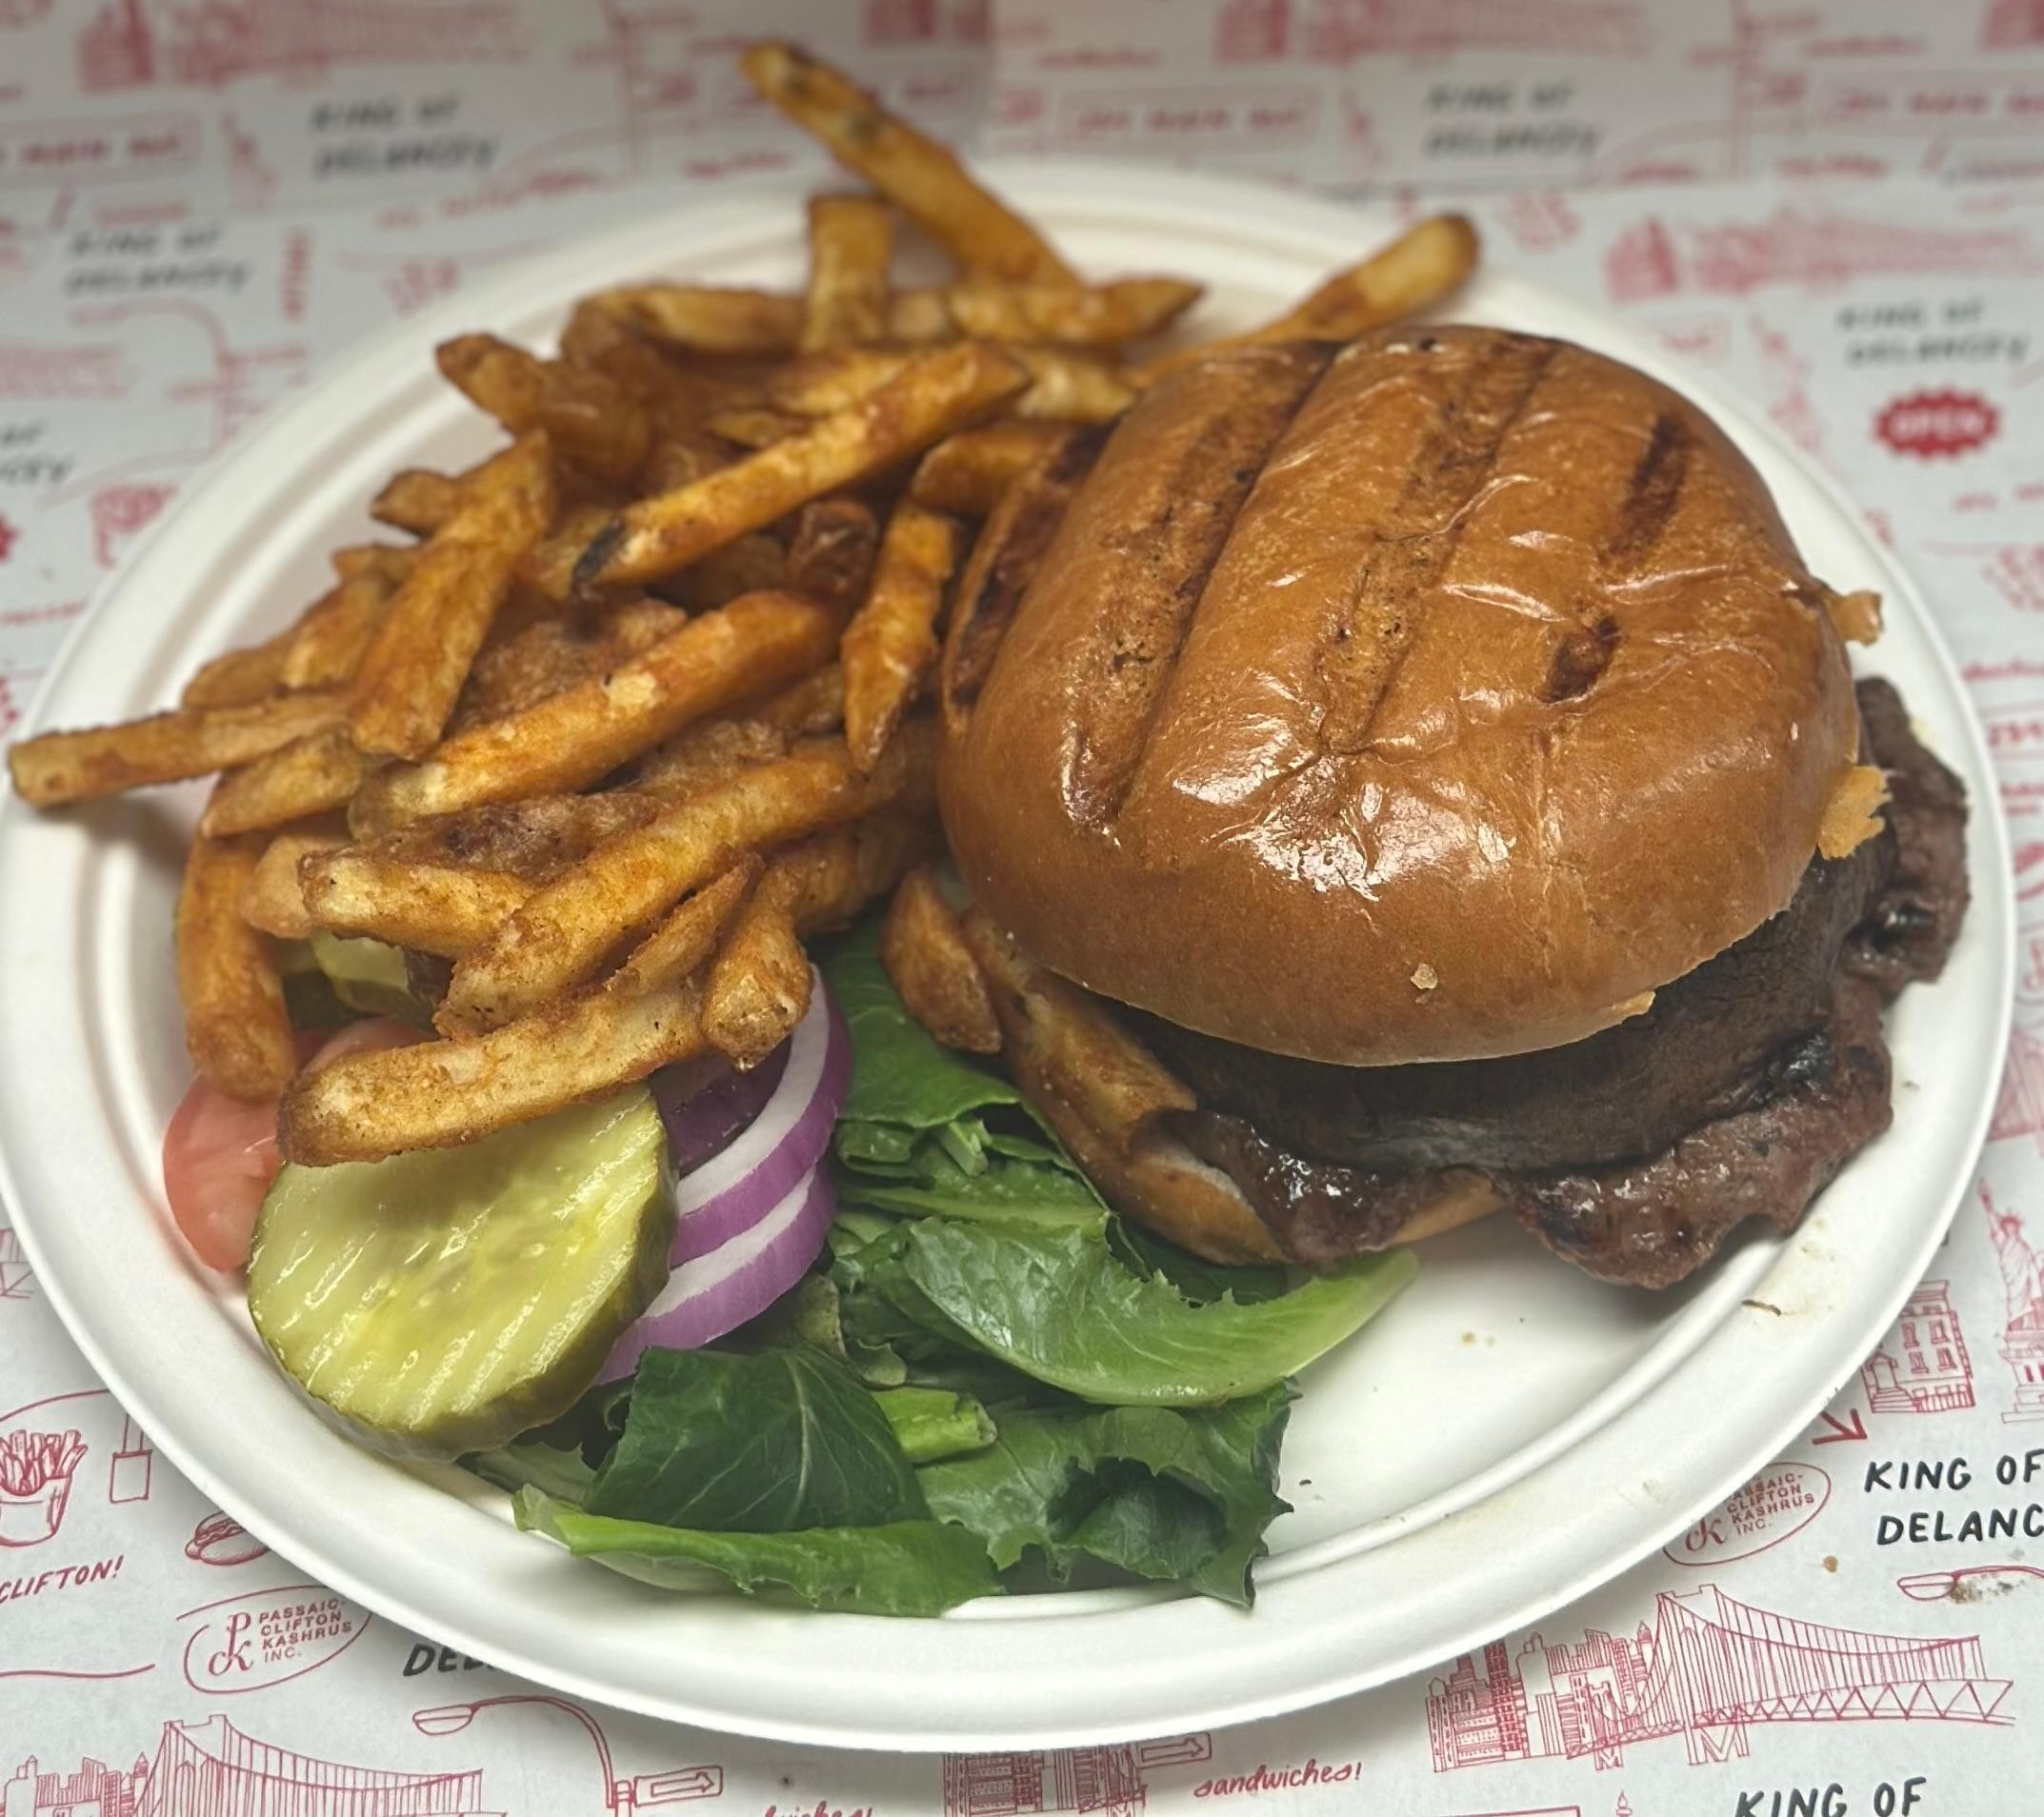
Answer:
[1663,1462,1831,1567]
[1875,389,2001,459]
[179,1584,369,1694]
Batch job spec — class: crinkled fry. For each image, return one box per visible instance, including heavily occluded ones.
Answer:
[8,689,346,809]
[741,41,1075,284]
[298,849,533,958]
[801,194,893,350]
[842,502,961,773]
[908,421,1070,515]
[242,828,346,939]
[1138,214,1480,382]
[436,333,651,482]
[571,344,1025,594]
[349,432,557,760]
[442,719,936,1032]
[176,830,295,1102]
[879,863,1000,1055]
[200,726,369,837]
[350,590,839,831]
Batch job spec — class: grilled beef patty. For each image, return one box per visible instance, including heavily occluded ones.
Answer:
[1137,680,1968,1288]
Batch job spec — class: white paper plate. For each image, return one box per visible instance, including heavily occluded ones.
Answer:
[0,165,2013,1751]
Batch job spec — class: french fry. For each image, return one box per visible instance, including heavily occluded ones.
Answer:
[351,590,839,830]
[281,864,763,1162]
[936,275,1202,346]
[802,194,893,350]
[436,333,651,482]
[639,431,732,496]
[181,629,294,709]
[449,599,688,733]
[667,533,788,611]
[703,861,811,1068]
[908,421,1071,515]
[842,502,961,773]
[701,408,809,450]
[280,973,711,1164]
[370,469,466,535]
[200,727,369,837]
[176,831,295,1101]
[521,502,616,603]
[785,497,880,610]
[742,41,1076,284]
[628,666,846,799]
[880,862,1000,1053]
[571,344,1024,594]
[1138,213,1481,382]
[8,689,346,809]
[279,570,393,690]
[298,849,533,957]
[242,827,346,939]
[593,286,807,355]
[349,432,557,760]
[331,544,421,588]
[373,790,659,882]
[771,344,1133,425]
[940,429,1099,731]
[441,720,936,1032]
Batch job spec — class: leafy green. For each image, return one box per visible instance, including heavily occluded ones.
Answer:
[468,1436,598,1504]
[919,1387,1293,1605]
[836,1142,1102,1225]
[837,1216,1416,1407]
[514,1488,999,1616]
[586,1348,923,1532]
[873,1386,996,1463]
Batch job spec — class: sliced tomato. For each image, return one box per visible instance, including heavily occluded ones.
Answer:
[162,1018,419,1272]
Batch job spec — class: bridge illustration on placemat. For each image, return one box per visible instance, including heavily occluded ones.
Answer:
[941,1734,1212,1817]
[1427,1583,2012,1774]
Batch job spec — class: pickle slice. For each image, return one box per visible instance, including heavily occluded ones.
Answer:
[308,931,431,1026]
[248,1088,674,1459]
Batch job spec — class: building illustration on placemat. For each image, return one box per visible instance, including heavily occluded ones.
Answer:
[1426,1584,2011,1774]
[941,1734,1212,1816]
[4,1714,493,1816]
[1861,1281,1975,1414]
[1982,1185,2044,1422]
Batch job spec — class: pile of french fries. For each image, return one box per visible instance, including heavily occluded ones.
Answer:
[6,41,1479,1169]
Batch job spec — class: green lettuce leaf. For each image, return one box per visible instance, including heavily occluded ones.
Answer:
[586,1347,925,1531]
[837,1215,1416,1407]
[918,1387,1293,1605]
[514,1488,999,1616]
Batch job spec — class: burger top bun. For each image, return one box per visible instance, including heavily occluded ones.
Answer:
[938,326,1863,1067]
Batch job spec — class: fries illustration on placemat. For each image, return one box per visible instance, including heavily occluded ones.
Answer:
[5,39,1478,1167]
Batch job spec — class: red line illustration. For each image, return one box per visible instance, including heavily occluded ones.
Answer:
[1862,1281,1976,1415]
[1426,1583,2011,1773]
[1983,0,2044,45]
[1606,209,2039,301]
[7,1713,490,1816]
[0,1429,86,1548]
[1982,1184,2044,1422]
[1211,0,1646,61]
[0,1227,32,1300]
[941,1734,1212,1816]
[180,1583,371,1694]
[90,482,174,568]
[184,1508,268,1567]
[1901,1565,2044,1603]
[70,299,308,448]
[78,0,528,92]
[108,1412,152,1504]
[412,1695,722,1810]
[0,341,130,400]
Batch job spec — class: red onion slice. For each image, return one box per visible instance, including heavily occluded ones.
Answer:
[653,1040,791,1175]
[669,977,848,1265]
[598,1164,836,1380]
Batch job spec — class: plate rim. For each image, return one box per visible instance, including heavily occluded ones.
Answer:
[0,160,2015,1750]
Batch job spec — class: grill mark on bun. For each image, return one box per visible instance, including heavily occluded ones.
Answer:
[940,428,1104,725]
[1605,410,1693,568]
[1544,612,1620,703]
[1059,343,1335,829]
[1313,334,1559,756]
